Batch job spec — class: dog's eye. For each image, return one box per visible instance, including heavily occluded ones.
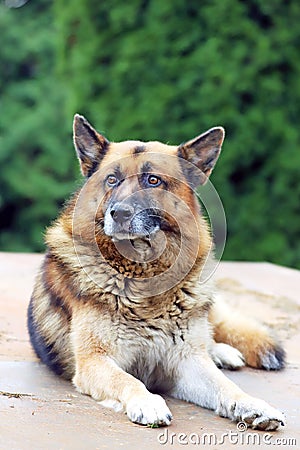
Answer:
[147,175,162,187]
[106,174,119,187]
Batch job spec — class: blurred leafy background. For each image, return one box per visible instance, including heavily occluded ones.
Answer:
[0,0,299,268]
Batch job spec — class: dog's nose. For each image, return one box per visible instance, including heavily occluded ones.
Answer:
[110,203,134,223]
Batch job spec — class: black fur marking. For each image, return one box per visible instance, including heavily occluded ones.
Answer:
[261,345,286,371]
[141,161,153,174]
[49,290,71,319]
[177,148,204,188]
[203,152,218,171]
[76,115,109,156]
[146,323,163,332]
[44,251,67,272]
[133,145,145,156]
[41,255,73,318]
[27,299,64,376]
[83,120,100,144]
[86,158,101,178]
[112,165,124,181]
[74,115,109,177]
[76,143,88,160]
[274,346,286,369]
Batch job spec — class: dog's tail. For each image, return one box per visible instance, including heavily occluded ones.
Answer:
[209,297,285,370]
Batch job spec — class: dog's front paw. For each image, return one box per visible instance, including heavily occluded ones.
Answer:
[231,397,285,431]
[126,393,172,427]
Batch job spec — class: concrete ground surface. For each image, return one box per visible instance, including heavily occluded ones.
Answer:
[0,252,299,450]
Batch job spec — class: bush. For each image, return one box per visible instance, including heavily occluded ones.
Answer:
[0,1,77,251]
[1,0,299,268]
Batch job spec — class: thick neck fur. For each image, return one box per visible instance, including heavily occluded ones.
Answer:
[45,189,214,315]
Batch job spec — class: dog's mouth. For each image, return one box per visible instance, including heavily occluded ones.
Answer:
[110,227,160,243]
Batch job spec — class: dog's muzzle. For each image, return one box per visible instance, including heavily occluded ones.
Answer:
[104,202,161,240]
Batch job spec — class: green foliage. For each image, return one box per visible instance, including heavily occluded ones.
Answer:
[0,0,77,251]
[1,0,300,268]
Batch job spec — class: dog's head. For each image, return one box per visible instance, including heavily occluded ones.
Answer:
[73,114,224,245]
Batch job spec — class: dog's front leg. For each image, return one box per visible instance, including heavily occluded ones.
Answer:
[71,313,172,426]
[170,353,285,431]
[73,354,172,426]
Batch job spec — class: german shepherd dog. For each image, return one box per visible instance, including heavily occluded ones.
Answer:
[28,115,285,430]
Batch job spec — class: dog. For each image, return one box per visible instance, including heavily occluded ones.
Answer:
[28,114,285,430]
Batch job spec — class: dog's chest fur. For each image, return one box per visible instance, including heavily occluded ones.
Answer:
[103,294,209,391]
[92,280,213,389]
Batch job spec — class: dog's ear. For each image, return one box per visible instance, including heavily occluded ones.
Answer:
[73,114,109,177]
[178,127,225,186]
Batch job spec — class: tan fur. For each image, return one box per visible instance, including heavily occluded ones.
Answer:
[28,115,285,430]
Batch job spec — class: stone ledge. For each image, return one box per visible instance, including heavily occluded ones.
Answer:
[0,253,299,449]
